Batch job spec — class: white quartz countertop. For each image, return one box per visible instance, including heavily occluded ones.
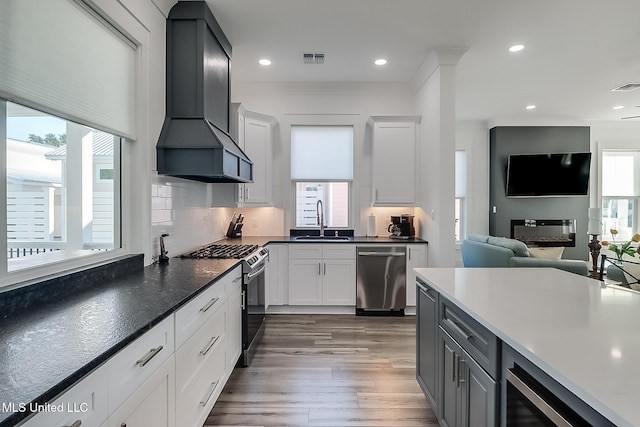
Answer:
[414,267,640,427]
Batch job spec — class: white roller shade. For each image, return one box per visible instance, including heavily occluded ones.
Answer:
[291,126,353,180]
[602,152,639,197]
[0,0,136,139]
[455,150,467,198]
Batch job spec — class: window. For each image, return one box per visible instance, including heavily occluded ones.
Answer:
[5,102,121,272]
[601,151,640,241]
[455,150,467,242]
[0,0,134,282]
[291,126,353,228]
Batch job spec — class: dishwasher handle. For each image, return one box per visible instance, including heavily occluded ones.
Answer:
[358,251,406,257]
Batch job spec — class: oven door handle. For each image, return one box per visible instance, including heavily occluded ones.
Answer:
[246,261,267,280]
[506,369,574,427]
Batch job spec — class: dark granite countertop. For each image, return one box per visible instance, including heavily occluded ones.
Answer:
[215,235,429,245]
[0,256,240,427]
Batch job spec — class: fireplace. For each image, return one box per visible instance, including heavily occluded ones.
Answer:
[510,219,576,247]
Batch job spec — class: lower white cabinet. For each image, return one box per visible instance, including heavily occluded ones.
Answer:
[266,243,289,306]
[18,266,244,427]
[108,355,176,427]
[288,244,356,306]
[406,244,428,306]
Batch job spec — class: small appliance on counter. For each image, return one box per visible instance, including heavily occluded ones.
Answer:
[388,214,415,239]
[226,212,244,238]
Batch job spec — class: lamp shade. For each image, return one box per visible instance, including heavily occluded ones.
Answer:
[587,208,603,235]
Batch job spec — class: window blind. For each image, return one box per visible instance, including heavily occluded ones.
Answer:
[602,152,639,197]
[0,0,136,139]
[291,126,353,180]
[455,150,467,198]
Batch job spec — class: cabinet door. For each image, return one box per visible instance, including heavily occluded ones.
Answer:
[266,244,289,306]
[407,244,427,306]
[243,118,271,205]
[288,259,323,305]
[372,122,416,205]
[417,280,438,413]
[323,259,356,305]
[108,355,175,427]
[461,349,498,427]
[440,329,462,427]
[228,283,243,371]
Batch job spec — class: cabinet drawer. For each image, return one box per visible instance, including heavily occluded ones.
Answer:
[176,344,226,427]
[289,244,323,259]
[323,244,355,259]
[439,297,499,378]
[107,315,174,412]
[175,276,229,349]
[19,365,108,427]
[175,302,227,398]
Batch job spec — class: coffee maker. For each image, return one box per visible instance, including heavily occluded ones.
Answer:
[388,214,415,239]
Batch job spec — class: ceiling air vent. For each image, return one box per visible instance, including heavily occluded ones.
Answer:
[302,52,325,64]
[611,82,640,92]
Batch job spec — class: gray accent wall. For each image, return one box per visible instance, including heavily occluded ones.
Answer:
[489,126,590,260]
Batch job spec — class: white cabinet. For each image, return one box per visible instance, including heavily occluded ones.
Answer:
[227,273,243,372]
[369,116,421,206]
[19,364,109,427]
[406,244,428,306]
[266,243,289,306]
[288,244,356,306]
[174,265,240,427]
[212,104,277,207]
[108,355,176,427]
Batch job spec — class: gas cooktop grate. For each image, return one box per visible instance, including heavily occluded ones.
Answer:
[181,244,259,259]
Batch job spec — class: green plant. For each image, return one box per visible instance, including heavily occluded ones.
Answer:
[602,229,640,262]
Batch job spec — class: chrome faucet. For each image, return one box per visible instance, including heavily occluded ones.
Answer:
[316,199,325,236]
[159,233,169,263]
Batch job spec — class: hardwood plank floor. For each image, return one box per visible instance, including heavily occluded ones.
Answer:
[205,314,438,427]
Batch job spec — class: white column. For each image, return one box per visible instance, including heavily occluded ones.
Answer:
[412,47,468,268]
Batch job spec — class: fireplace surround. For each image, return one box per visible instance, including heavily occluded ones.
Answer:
[510,219,576,247]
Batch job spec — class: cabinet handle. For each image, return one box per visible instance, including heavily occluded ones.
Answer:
[136,346,163,367]
[241,290,246,310]
[452,352,457,384]
[444,317,473,340]
[408,247,411,261]
[200,380,220,407]
[62,421,81,427]
[324,263,326,275]
[245,188,249,200]
[200,297,220,313]
[200,335,220,356]
[457,357,466,388]
[232,276,242,284]
[318,263,321,275]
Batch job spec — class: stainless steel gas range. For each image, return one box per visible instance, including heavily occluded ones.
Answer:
[181,242,268,367]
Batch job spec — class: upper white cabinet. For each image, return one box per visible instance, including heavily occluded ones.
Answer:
[212,104,278,207]
[369,116,421,206]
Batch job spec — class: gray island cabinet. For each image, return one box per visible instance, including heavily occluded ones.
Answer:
[415,267,633,427]
[417,278,498,427]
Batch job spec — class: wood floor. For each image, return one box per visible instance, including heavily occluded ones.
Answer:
[205,314,438,427]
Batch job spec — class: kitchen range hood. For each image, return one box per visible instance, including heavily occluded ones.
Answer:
[156,1,252,183]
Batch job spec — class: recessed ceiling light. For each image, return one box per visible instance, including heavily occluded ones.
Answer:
[258,59,271,66]
[374,58,387,66]
[526,105,536,110]
[509,44,525,53]
[613,105,625,110]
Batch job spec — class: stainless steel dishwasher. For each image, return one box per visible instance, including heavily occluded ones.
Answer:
[356,246,406,315]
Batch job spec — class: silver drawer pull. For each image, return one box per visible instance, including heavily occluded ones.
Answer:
[200,335,220,356]
[232,276,242,284]
[200,297,220,313]
[136,345,163,367]
[62,421,82,427]
[444,318,472,340]
[200,380,220,407]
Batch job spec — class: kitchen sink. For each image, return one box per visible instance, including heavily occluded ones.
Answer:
[294,235,351,241]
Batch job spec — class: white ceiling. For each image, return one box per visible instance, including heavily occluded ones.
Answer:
[204,0,640,124]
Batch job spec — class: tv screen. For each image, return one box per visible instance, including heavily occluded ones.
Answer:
[506,152,591,197]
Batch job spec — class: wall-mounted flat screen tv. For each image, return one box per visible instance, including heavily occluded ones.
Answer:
[506,152,591,197]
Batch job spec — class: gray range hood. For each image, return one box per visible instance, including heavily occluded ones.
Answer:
[156,1,252,183]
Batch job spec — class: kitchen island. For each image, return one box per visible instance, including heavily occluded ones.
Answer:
[415,267,639,427]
